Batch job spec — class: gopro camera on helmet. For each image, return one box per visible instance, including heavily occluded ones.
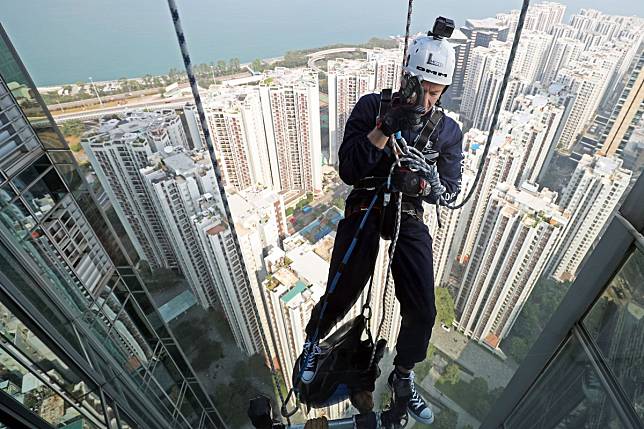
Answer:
[429,16,455,39]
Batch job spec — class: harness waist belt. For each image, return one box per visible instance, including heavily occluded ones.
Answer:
[354,176,389,190]
[344,200,423,221]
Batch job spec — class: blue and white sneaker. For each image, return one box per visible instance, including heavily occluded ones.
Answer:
[299,341,322,384]
[388,369,434,424]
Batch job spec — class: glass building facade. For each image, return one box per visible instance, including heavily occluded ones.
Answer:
[0,25,225,429]
[482,174,644,428]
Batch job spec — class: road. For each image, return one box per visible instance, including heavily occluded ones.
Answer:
[51,95,194,122]
[306,47,369,75]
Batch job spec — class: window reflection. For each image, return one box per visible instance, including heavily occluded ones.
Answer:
[507,335,624,428]
[0,185,35,239]
[19,168,67,218]
[583,250,644,423]
[0,332,107,428]
[11,154,50,191]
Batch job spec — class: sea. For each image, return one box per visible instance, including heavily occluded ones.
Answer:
[2,0,642,86]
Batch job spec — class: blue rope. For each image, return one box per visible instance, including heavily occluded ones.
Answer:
[295,191,380,382]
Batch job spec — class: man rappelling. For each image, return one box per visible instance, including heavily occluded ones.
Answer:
[296,19,464,425]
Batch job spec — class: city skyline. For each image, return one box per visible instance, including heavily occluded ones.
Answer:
[1,1,643,428]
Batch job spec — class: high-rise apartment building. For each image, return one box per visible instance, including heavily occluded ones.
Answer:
[261,68,322,193]
[461,41,510,130]
[599,53,644,160]
[82,113,181,270]
[511,31,553,85]
[207,87,272,191]
[140,150,219,307]
[457,94,563,267]
[207,68,322,193]
[141,150,264,354]
[192,208,264,355]
[0,25,224,428]
[539,37,584,86]
[367,48,403,93]
[553,51,620,153]
[454,18,509,110]
[548,154,631,282]
[455,184,567,349]
[497,1,566,36]
[228,187,288,353]
[327,58,375,166]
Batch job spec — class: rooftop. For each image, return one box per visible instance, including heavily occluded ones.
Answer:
[280,280,308,304]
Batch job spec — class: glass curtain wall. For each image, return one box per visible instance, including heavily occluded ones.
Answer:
[0,24,224,429]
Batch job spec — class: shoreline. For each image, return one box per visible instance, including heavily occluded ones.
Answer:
[35,34,400,91]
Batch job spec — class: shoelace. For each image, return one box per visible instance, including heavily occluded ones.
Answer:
[400,371,426,411]
[303,343,321,370]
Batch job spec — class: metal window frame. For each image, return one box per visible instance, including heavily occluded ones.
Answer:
[481,174,644,428]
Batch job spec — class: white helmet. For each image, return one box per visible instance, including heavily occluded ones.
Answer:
[403,36,456,86]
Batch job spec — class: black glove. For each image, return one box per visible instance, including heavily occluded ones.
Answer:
[377,104,425,136]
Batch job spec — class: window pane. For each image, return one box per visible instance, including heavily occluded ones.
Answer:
[507,335,625,429]
[20,169,67,218]
[11,154,51,191]
[0,186,36,239]
[583,250,644,423]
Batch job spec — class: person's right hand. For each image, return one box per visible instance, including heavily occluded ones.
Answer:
[377,104,425,136]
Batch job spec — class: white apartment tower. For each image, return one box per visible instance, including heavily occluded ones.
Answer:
[554,51,619,153]
[367,48,403,92]
[207,68,323,194]
[511,30,553,85]
[539,37,584,86]
[140,150,219,308]
[327,59,376,166]
[455,184,567,349]
[457,95,563,268]
[461,41,510,130]
[497,2,566,36]
[260,68,323,193]
[192,209,264,355]
[548,155,632,282]
[455,18,509,107]
[82,113,179,270]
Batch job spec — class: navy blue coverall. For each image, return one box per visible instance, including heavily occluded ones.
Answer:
[305,92,464,369]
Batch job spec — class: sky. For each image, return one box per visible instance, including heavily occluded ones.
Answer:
[1,0,643,85]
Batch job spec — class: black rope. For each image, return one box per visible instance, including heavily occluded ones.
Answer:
[402,0,414,66]
[443,0,531,210]
[166,1,282,427]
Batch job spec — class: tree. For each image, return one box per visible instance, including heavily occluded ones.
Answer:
[295,199,308,210]
[251,58,263,72]
[228,57,240,72]
[59,119,85,137]
[504,336,531,362]
[442,363,460,385]
[285,207,294,216]
[216,60,227,74]
[435,287,456,326]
